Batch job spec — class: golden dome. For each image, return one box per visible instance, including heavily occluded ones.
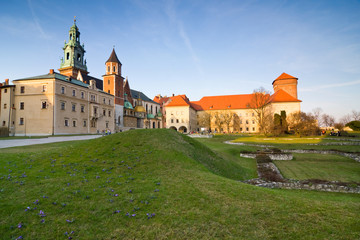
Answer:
[134,105,146,113]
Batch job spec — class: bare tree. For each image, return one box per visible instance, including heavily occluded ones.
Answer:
[322,114,335,129]
[352,110,360,121]
[232,113,241,132]
[312,107,323,127]
[247,87,272,135]
[212,111,225,132]
[339,114,352,125]
[197,111,211,130]
[222,111,234,133]
[288,112,319,136]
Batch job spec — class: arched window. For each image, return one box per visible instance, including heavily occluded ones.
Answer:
[156,106,158,113]
[153,122,155,128]
[146,104,148,113]
[108,66,110,72]
[70,34,72,40]
[151,105,153,114]
[158,122,160,128]
[66,52,69,60]
[113,66,116,72]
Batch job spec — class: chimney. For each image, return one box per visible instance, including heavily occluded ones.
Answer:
[49,69,54,74]
[172,93,175,97]
[5,79,9,85]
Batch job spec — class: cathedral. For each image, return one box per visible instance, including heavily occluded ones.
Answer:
[0,20,161,136]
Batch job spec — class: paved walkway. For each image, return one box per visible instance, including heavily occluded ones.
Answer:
[0,135,102,149]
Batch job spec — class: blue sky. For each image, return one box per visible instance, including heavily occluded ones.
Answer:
[1,0,359,120]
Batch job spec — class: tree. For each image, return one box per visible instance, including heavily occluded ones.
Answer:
[288,112,319,136]
[334,122,345,131]
[273,110,288,136]
[340,114,352,126]
[222,111,234,133]
[197,111,211,131]
[211,110,234,133]
[212,111,225,132]
[352,110,360,121]
[232,113,241,132]
[312,107,323,127]
[346,121,360,131]
[321,114,335,129]
[247,87,272,135]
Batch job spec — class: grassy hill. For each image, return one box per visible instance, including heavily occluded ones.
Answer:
[0,129,359,239]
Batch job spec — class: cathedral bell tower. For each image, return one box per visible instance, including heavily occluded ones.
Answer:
[103,48,125,128]
[103,48,124,105]
[59,18,88,78]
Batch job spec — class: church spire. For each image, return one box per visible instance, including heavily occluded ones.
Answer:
[59,19,88,78]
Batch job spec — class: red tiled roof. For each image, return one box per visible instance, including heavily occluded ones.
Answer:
[153,96,170,105]
[269,89,301,103]
[275,72,297,80]
[190,94,255,111]
[166,95,192,107]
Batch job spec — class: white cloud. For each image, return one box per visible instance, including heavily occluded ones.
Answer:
[300,79,360,92]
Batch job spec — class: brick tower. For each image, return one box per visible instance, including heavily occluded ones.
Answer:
[103,48,125,128]
[272,73,298,99]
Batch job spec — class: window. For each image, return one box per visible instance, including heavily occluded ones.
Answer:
[94,107,97,114]
[151,106,153,114]
[65,119,69,127]
[42,85,47,92]
[20,102,24,110]
[252,120,255,124]
[108,90,110,94]
[109,99,111,105]
[106,122,109,128]
[240,127,243,131]
[90,95,96,102]
[246,127,249,131]
[176,119,179,123]
[4,89,7,93]
[41,101,47,109]
[83,120,87,127]
[113,66,115,72]
[72,103,76,112]
[240,120,242,124]
[252,113,255,117]
[81,105,84,113]
[246,120,249,124]
[253,127,255,131]
[171,119,174,123]
[20,86,25,93]
[108,80,110,85]
[61,86,65,94]
[103,98,106,104]
[72,89,76,97]
[108,66,110,72]
[4,104,7,109]
[61,102,65,110]
[73,120,77,127]
[77,53,81,62]
[2,121,5,126]
[70,34,72,40]
[108,110,111,117]
[81,91,84,99]
[66,52,69,60]
[103,109,106,116]
[19,118,24,125]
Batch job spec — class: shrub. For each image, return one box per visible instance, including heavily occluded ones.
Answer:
[346,121,360,131]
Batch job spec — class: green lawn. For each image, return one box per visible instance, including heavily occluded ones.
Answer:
[0,129,359,239]
[274,153,360,182]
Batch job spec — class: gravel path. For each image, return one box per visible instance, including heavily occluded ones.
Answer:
[0,135,102,149]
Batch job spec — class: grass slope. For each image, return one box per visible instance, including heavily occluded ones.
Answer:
[0,129,359,239]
